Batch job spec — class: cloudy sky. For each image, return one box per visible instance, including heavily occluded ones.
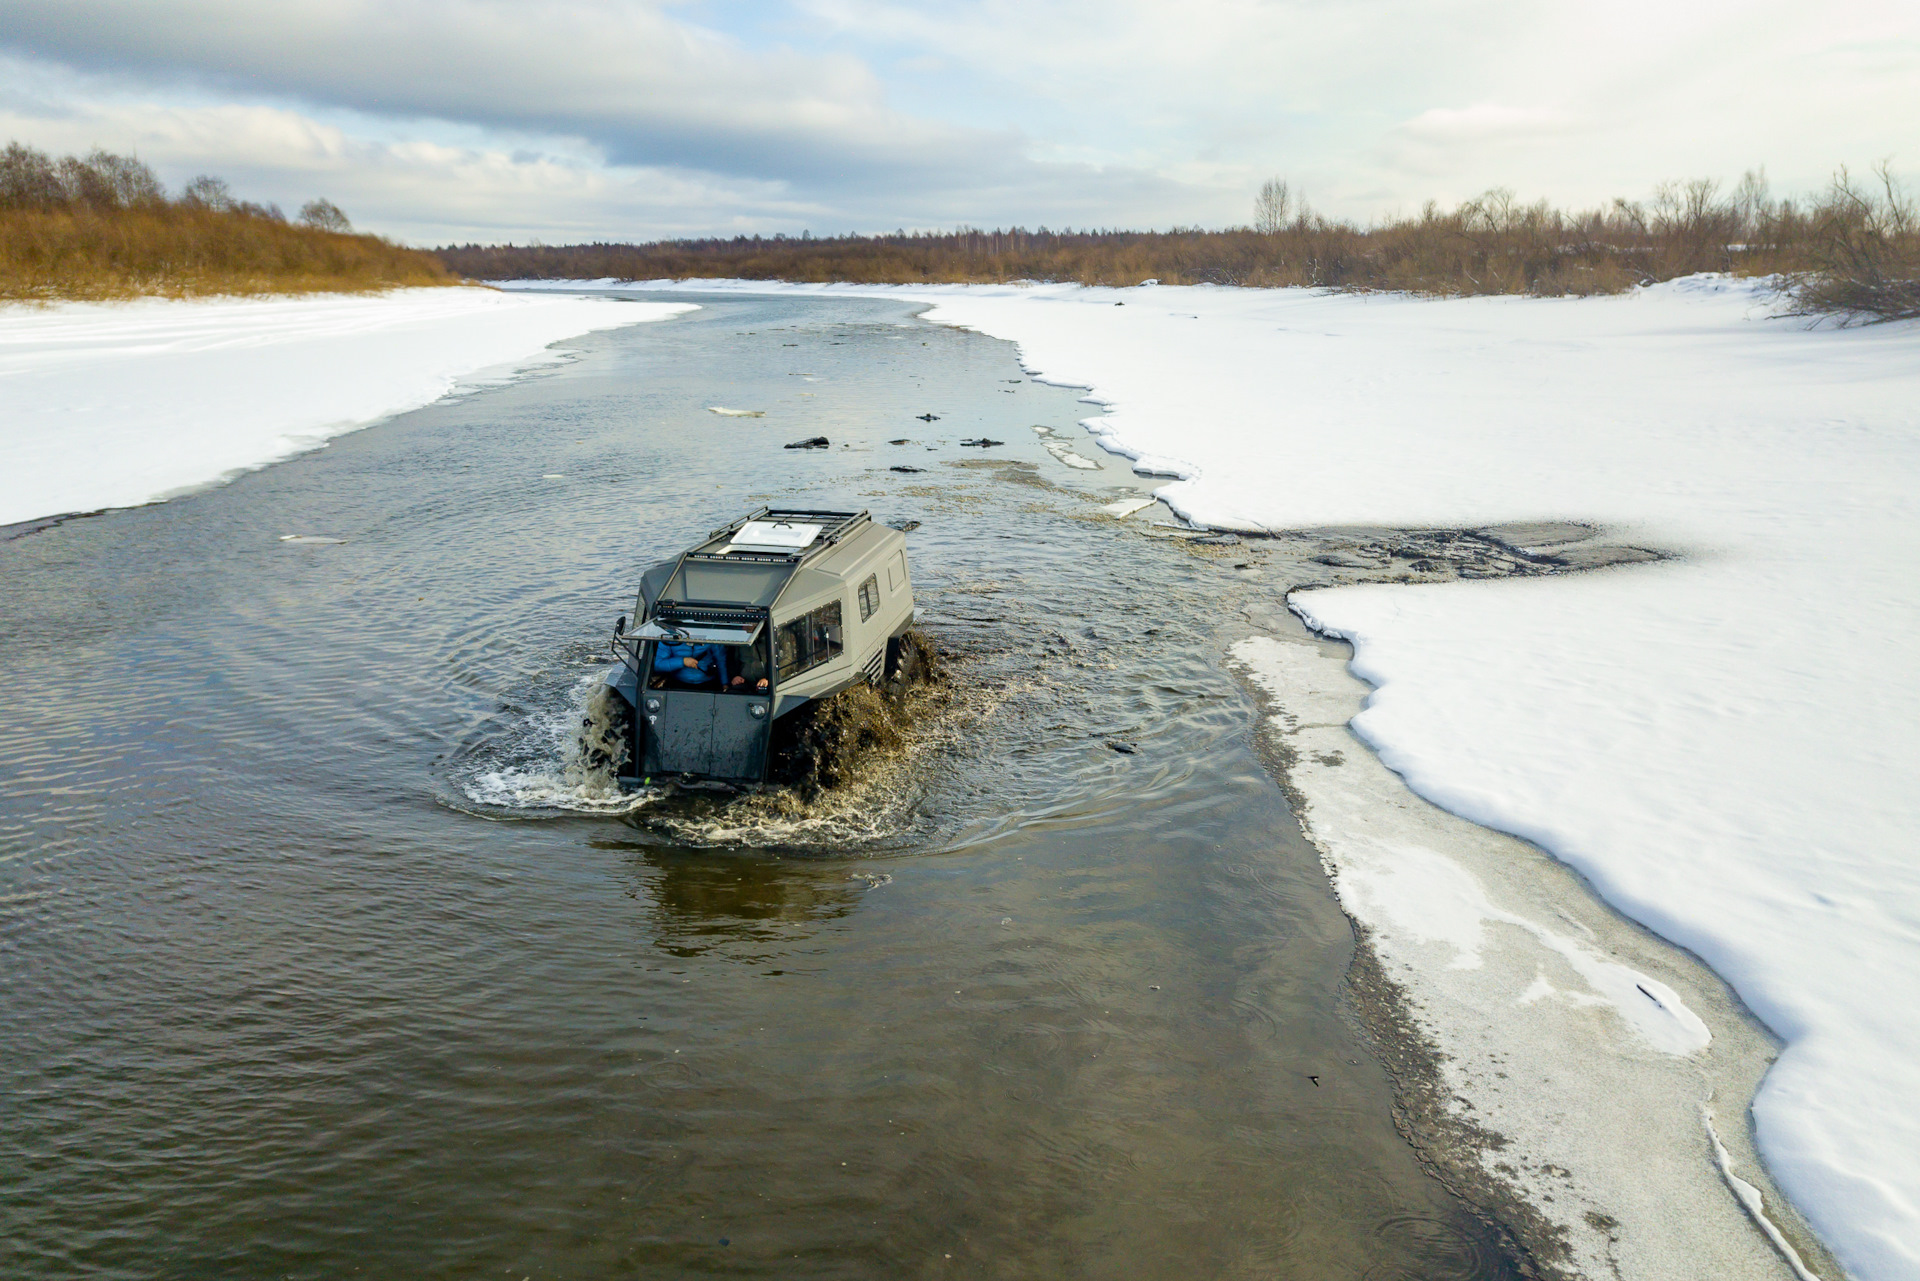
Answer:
[3,0,1915,244]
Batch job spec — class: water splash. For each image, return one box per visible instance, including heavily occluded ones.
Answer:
[452,675,660,815]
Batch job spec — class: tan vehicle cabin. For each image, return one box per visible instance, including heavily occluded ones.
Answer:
[603,508,916,784]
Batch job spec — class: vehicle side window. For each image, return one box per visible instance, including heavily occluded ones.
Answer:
[857,574,880,622]
[776,599,846,679]
[776,617,806,679]
[814,600,843,661]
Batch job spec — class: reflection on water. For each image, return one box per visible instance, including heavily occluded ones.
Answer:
[0,292,1518,1279]
[621,845,868,960]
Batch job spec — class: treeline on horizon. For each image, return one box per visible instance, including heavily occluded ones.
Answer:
[440,167,1919,321]
[1,142,455,301]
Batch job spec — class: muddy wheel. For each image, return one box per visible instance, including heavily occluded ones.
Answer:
[578,685,634,778]
[884,631,925,698]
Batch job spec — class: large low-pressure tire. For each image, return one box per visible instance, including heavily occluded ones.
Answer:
[578,684,635,780]
[883,630,926,699]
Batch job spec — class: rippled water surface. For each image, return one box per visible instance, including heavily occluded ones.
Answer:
[0,292,1518,1279]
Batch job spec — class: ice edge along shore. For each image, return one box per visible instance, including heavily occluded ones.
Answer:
[1230,625,1831,1280]
[0,287,697,530]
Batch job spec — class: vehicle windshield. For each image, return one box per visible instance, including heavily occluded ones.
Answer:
[646,634,771,693]
[720,638,770,694]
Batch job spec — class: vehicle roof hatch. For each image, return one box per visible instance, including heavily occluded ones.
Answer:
[725,520,823,554]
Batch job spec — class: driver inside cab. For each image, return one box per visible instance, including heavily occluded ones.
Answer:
[652,639,727,687]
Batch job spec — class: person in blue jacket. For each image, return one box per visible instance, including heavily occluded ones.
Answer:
[653,638,728,686]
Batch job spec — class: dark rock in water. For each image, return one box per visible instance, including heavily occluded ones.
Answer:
[959,438,1004,448]
[785,436,830,449]
[916,413,941,421]
[887,519,921,532]
[889,438,911,445]
[1108,740,1138,755]
[889,465,924,473]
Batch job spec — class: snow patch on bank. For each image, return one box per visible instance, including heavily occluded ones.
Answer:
[1234,631,1820,1280]
[0,287,695,528]
[1335,829,1710,1055]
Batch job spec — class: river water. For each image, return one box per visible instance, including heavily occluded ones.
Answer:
[0,292,1520,1279]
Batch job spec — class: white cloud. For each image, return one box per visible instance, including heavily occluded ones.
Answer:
[1,0,1916,236]
[1398,105,1573,144]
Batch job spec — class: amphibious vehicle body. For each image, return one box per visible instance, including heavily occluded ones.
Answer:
[602,508,916,786]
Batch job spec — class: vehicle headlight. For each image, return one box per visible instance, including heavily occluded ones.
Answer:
[644,698,662,713]
[749,703,768,719]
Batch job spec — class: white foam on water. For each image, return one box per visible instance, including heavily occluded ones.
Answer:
[455,676,661,816]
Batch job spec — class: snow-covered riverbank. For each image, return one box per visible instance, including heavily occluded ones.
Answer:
[0,288,695,529]
[505,274,1917,1279]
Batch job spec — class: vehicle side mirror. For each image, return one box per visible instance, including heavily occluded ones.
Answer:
[615,615,626,637]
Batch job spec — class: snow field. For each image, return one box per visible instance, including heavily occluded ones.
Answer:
[0,287,696,528]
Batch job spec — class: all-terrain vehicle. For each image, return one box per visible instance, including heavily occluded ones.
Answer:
[601,508,918,787]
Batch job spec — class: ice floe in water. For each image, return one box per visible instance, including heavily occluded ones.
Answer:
[1028,423,1100,469]
[1099,497,1156,518]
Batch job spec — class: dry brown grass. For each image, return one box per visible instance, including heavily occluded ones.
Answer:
[1,205,457,301]
[1,142,457,302]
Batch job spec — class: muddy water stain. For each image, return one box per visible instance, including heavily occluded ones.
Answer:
[0,292,1517,1278]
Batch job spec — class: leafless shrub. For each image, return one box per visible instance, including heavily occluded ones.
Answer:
[435,162,1915,319]
[1790,163,1920,323]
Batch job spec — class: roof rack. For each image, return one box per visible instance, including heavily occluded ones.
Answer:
[683,507,870,565]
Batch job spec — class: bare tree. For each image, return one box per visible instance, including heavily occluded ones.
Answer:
[1254,177,1291,234]
[181,175,233,211]
[1731,167,1772,242]
[0,142,63,208]
[297,198,352,233]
